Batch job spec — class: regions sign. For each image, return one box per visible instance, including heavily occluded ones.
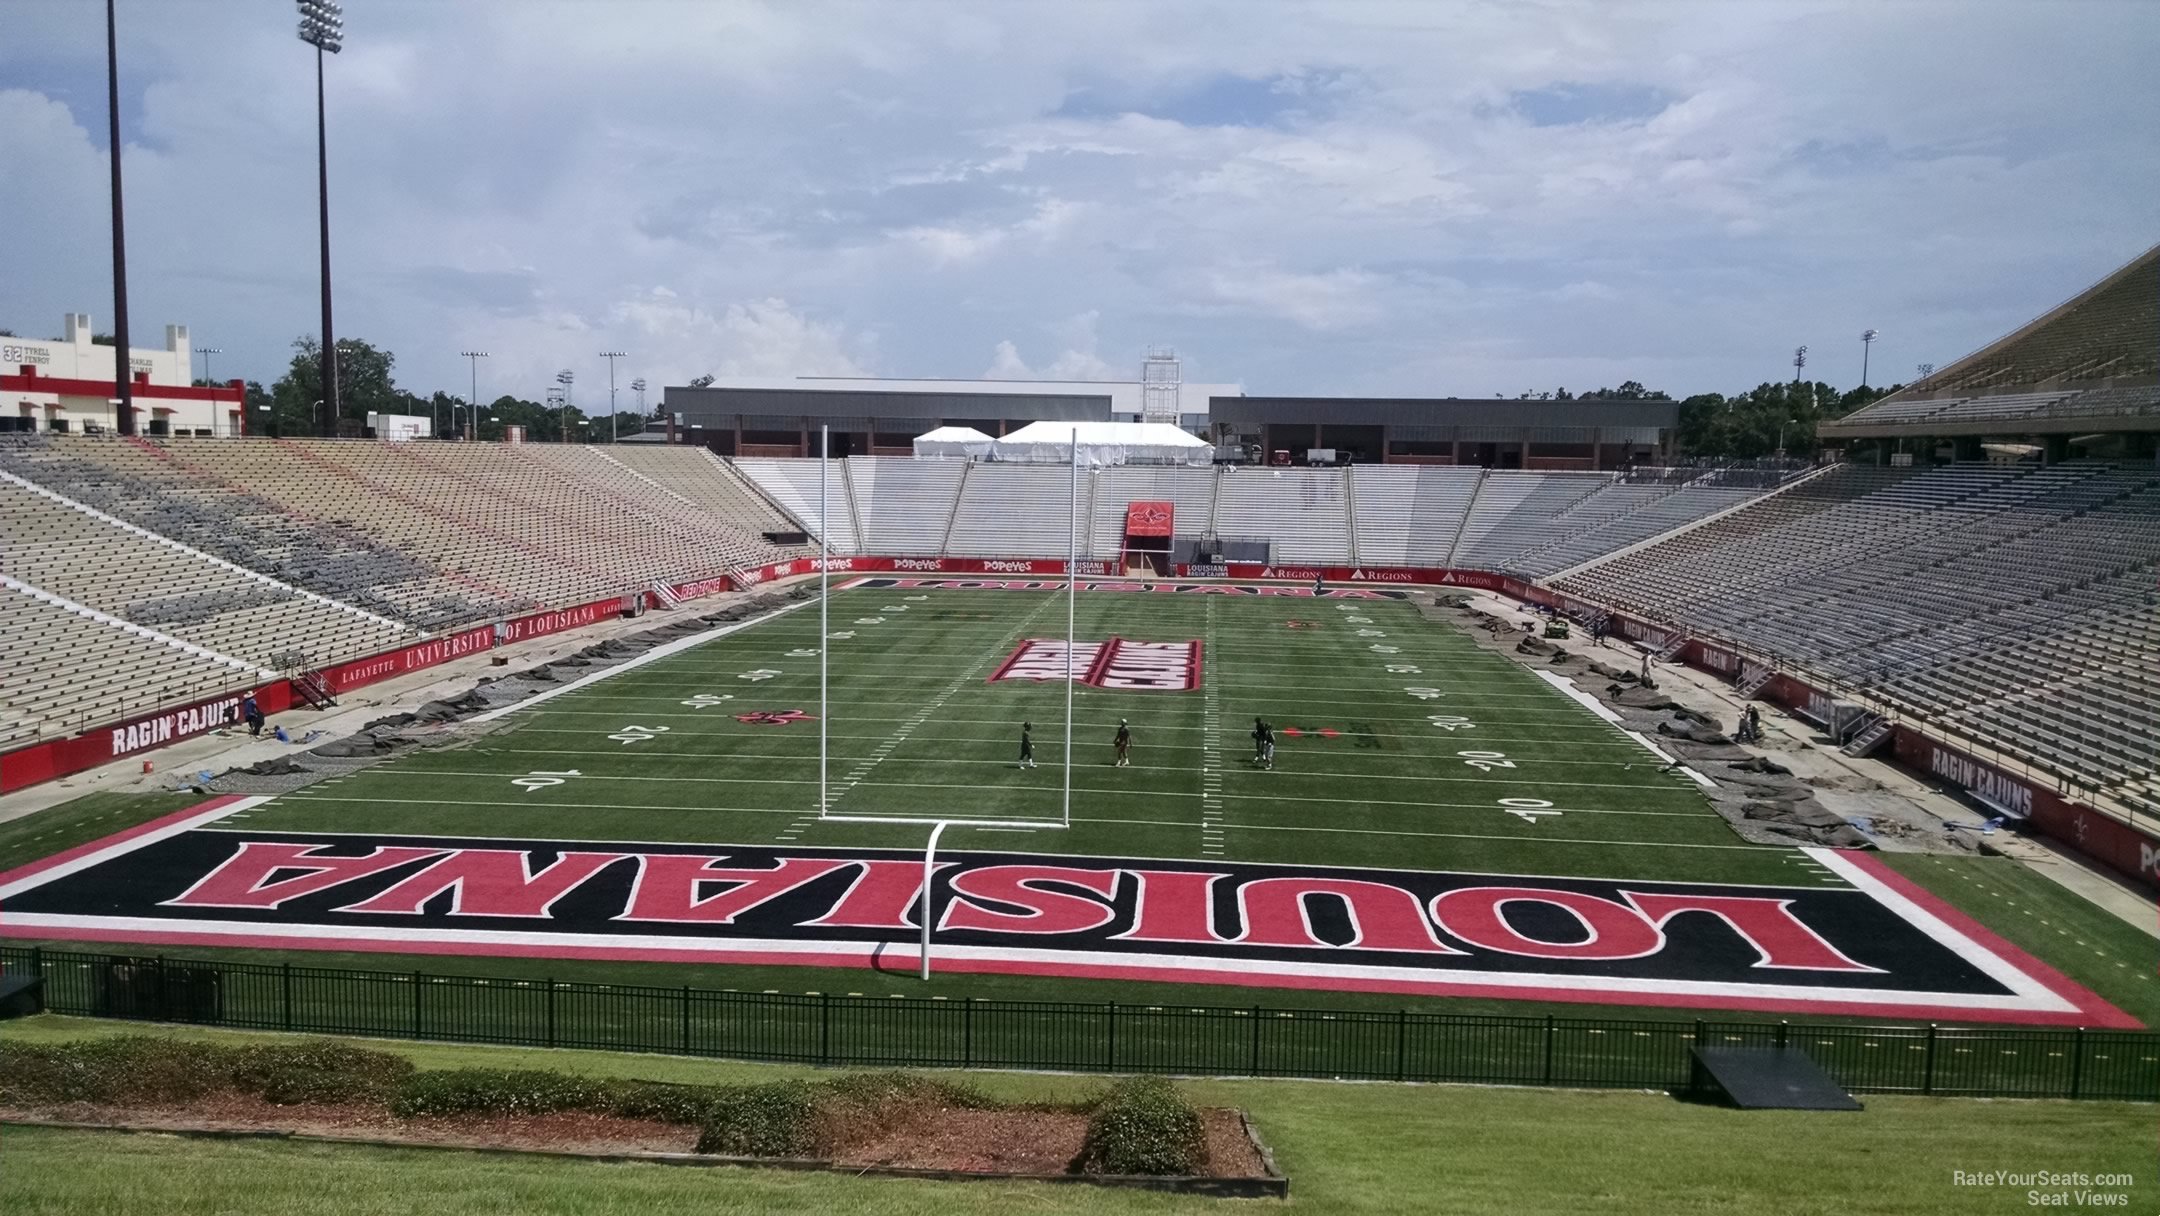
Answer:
[0,805,2131,1026]
[990,639,1203,691]
[839,577,1405,600]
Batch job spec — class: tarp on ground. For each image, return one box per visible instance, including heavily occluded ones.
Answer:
[991,420,1213,466]
[911,426,997,458]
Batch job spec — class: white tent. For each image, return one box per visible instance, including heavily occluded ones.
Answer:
[991,420,1214,466]
[911,426,997,458]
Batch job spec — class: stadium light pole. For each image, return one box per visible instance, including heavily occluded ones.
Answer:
[460,350,487,439]
[1860,329,1878,389]
[193,346,221,386]
[631,377,647,435]
[298,1,344,437]
[105,0,135,435]
[555,369,574,442]
[598,351,625,442]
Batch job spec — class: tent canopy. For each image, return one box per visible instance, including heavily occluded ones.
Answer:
[992,420,1213,466]
[911,426,997,458]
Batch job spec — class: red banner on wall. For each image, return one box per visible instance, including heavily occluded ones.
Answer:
[0,683,293,793]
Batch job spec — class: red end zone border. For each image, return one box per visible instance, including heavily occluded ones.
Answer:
[0,797,2137,1029]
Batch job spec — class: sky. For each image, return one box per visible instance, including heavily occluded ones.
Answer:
[2,0,2155,411]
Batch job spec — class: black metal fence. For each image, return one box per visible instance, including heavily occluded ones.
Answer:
[4,947,2152,1101]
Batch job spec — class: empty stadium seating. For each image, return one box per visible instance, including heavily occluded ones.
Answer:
[0,477,412,668]
[1216,468,1351,563]
[0,579,261,746]
[1556,461,2160,803]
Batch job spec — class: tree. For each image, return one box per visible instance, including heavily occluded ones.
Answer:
[271,336,405,432]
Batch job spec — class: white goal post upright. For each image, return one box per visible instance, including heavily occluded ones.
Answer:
[811,424,1077,979]
[1063,425,1078,829]
[819,424,829,816]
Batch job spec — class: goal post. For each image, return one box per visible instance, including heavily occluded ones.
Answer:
[809,426,1086,976]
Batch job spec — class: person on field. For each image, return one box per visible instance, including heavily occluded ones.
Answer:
[1252,717,1275,769]
[1312,572,1324,596]
[241,691,264,738]
[1018,721,1037,770]
[1113,719,1133,767]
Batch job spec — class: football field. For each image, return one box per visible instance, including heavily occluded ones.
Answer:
[0,579,2136,1028]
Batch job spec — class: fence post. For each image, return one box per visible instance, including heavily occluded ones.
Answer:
[680,987,691,1055]
[1923,1024,1937,1095]
[29,947,42,984]
[1107,1001,1117,1072]
[1542,1015,1556,1086]
[281,963,293,1032]
[545,978,556,1049]
[1249,1006,1262,1076]
[2067,1028,2084,1101]
[1776,1021,1788,1050]
[156,956,171,1023]
[964,998,974,1069]
[1395,1009,1408,1083]
[411,971,423,1040]
[820,992,832,1065]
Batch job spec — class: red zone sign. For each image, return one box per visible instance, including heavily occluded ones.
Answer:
[990,639,1203,691]
[0,800,2131,1027]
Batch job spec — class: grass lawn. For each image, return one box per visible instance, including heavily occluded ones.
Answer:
[0,1017,2151,1216]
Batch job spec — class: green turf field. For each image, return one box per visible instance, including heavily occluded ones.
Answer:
[2,582,2146,1035]
[237,584,1762,879]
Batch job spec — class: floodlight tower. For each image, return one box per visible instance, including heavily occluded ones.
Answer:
[631,377,647,414]
[193,346,222,386]
[105,0,134,434]
[297,1,345,436]
[1860,329,1879,388]
[1792,345,1807,382]
[555,369,575,441]
[1916,362,1934,387]
[598,351,626,441]
[460,350,488,439]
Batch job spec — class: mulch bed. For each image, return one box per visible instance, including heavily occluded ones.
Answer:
[1,1097,1271,1182]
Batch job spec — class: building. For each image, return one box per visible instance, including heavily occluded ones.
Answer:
[2,313,246,437]
[660,373,1678,467]
[1209,396,1678,468]
[661,374,1241,457]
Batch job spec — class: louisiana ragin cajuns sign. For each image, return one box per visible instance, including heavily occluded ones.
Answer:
[990,639,1202,691]
[0,805,2130,1026]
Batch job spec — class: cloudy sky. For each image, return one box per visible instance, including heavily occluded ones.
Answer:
[3,0,2155,409]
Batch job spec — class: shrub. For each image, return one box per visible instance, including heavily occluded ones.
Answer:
[1074,1076,1206,1176]
[229,1040,413,1106]
[692,1081,821,1157]
[388,1069,607,1119]
[0,1038,236,1105]
[602,1079,722,1125]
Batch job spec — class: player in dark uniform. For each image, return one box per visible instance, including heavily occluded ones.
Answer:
[1252,717,1275,769]
[1113,719,1132,767]
[1017,721,1037,769]
[1312,572,1324,596]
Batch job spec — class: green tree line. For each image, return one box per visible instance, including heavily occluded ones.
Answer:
[205,336,652,442]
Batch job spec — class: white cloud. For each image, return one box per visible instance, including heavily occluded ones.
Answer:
[0,0,2153,400]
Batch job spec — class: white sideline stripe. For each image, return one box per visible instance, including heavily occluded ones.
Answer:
[1532,669,1719,790]
[1533,669,1624,724]
[468,598,815,723]
[1805,847,2075,1013]
[0,797,271,900]
[0,910,2080,1017]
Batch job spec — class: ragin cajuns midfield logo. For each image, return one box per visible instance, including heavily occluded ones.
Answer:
[0,821,2132,1026]
[990,639,1203,691]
